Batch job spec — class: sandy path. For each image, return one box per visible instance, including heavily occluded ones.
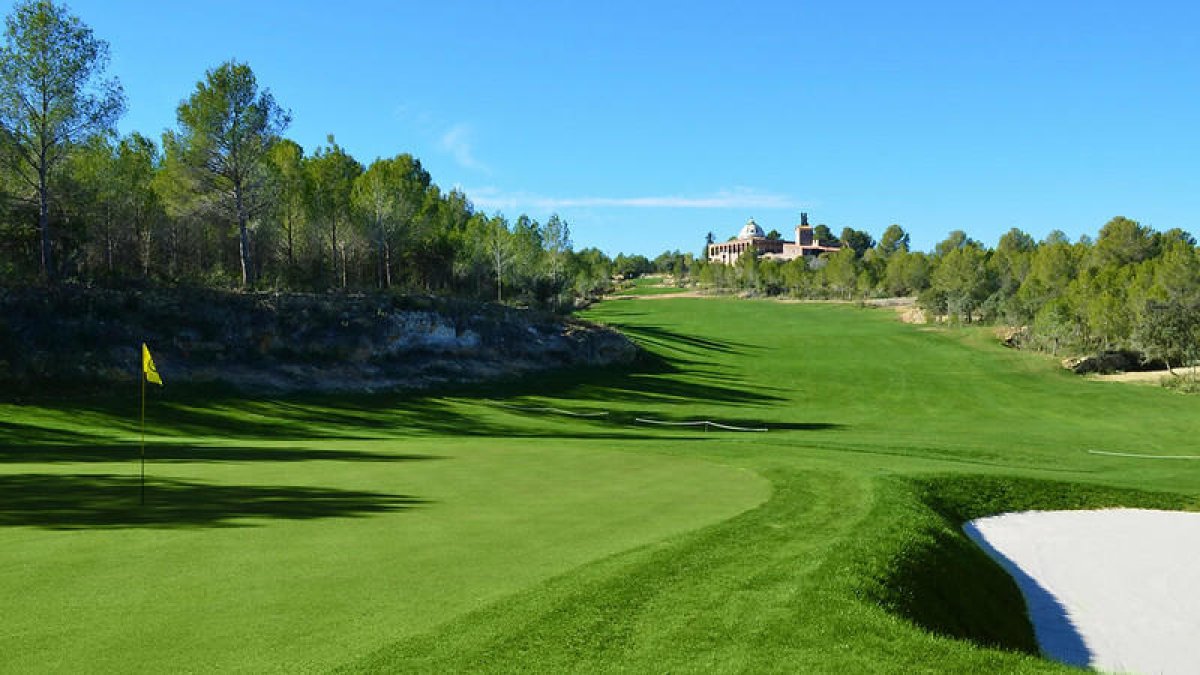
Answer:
[965,509,1200,674]
[1090,366,1200,383]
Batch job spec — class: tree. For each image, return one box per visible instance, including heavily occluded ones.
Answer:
[1016,238,1078,316]
[351,158,396,288]
[813,223,834,243]
[877,224,910,257]
[542,213,572,306]
[570,247,612,299]
[1157,227,1196,249]
[267,138,306,277]
[174,60,289,286]
[822,248,858,298]
[1041,230,1070,246]
[1133,299,1200,374]
[839,227,875,258]
[485,214,513,302]
[928,245,994,322]
[614,253,652,278]
[509,214,543,301]
[304,136,361,287]
[735,243,762,290]
[350,154,428,289]
[883,249,931,296]
[992,227,1036,305]
[109,132,162,277]
[934,230,976,258]
[0,0,124,281]
[702,231,714,259]
[64,134,120,275]
[997,227,1035,254]
[1091,216,1156,268]
[766,229,782,240]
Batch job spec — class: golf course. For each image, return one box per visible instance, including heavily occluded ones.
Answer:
[3,297,1198,673]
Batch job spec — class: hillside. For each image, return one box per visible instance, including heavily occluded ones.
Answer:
[0,287,636,393]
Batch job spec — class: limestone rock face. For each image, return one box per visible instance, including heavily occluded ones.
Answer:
[384,312,482,354]
[0,287,637,392]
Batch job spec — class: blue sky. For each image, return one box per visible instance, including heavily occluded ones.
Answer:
[43,1,1200,255]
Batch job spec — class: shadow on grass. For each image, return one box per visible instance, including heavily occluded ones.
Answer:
[2,355,789,445]
[2,324,791,446]
[0,420,94,446]
[614,412,843,432]
[963,522,1090,667]
[616,324,761,357]
[0,444,440,464]
[471,350,787,409]
[0,473,425,530]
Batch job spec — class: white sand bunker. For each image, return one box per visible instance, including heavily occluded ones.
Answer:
[965,509,1200,675]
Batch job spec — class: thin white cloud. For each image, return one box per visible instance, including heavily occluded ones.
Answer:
[440,124,488,172]
[469,187,801,211]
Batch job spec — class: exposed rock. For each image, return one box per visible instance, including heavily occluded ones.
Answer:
[996,326,1029,348]
[1062,350,1143,375]
[0,286,637,393]
[898,306,928,324]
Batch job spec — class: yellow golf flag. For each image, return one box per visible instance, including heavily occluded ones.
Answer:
[142,343,163,386]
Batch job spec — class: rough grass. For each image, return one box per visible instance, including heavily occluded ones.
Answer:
[3,298,1199,672]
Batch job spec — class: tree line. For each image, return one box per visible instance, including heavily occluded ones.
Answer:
[0,1,612,310]
[673,217,1200,368]
[3,0,1196,369]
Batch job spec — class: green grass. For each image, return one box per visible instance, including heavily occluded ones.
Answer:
[2,298,1199,672]
[612,275,689,295]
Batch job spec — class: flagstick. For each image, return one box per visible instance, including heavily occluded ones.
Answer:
[140,368,146,506]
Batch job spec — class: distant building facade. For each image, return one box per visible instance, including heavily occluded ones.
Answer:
[707,213,840,264]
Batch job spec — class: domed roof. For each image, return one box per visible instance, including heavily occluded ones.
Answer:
[738,218,765,240]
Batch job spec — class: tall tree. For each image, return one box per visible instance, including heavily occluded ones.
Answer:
[351,157,397,289]
[112,132,161,277]
[0,0,123,281]
[267,138,306,277]
[992,227,1036,300]
[509,214,543,301]
[485,214,513,302]
[64,134,120,275]
[305,136,361,287]
[175,60,289,286]
[934,230,977,257]
[542,213,572,306]
[839,227,875,257]
[822,248,859,298]
[350,154,429,289]
[928,244,994,322]
[1091,215,1157,268]
[883,249,931,296]
[877,224,910,256]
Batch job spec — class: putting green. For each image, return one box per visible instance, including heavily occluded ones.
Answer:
[0,441,766,672]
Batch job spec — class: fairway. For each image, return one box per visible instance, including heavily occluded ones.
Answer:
[3,298,1200,672]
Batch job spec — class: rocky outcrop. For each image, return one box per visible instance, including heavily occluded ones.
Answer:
[1061,350,1143,375]
[0,287,637,392]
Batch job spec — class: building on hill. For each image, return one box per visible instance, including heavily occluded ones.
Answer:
[707,213,840,264]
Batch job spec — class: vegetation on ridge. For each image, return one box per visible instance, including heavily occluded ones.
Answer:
[0,1,610,310]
